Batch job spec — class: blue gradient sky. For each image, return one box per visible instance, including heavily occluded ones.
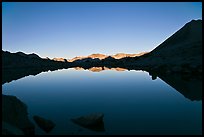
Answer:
[2,2,202,59]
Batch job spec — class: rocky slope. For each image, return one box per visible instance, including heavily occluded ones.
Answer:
[133,19,202,74]
[2,50,72,70]
[111,52,147,59]
[16,52,41,59]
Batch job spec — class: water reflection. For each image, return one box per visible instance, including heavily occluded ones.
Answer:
[155,73,202,101]
[2,68,59,84]
[2,67,202,135]
[2,67,202,101]
[73,67,202,101]
[74,67,127,72]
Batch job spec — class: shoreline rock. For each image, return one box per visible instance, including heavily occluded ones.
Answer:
[2,94,35,135]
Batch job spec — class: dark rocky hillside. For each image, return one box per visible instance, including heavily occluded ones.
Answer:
[133,20,202,75]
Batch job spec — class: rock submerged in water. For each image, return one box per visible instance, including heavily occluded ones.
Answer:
[2,95,35,135]
[33,115,55,133]
[71,113,105,132]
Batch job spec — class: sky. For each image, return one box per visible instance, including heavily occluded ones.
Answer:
[2,2,202,59]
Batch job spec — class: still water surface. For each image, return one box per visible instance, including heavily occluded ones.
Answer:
[2,68,202,135]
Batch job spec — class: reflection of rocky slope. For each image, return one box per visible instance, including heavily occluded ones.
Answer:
[74,67,127,72]
[2,68,57,84]
[90,67,127,72]
[133,20,202,74]
[156,73,202,101]
[74,65,201,101]
[88,67,105,72]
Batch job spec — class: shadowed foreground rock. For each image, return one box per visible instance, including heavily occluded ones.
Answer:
[33,115,55,133]
[2,122,24,135]
[71,113,105,132]
[2,95,35,135]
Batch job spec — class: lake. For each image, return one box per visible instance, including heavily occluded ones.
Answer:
[2,68,202,135]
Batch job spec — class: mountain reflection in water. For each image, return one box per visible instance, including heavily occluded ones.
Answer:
[2,67,202,135]
[2,67,202,101]
[74,67,127,72]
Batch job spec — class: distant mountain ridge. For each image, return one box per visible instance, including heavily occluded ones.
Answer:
[67,52,148,62]
[4,51,148,63]
[52,58,68,62]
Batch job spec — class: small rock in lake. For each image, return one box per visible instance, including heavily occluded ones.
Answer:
[33,115,55,133]
[71,112,105,132]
